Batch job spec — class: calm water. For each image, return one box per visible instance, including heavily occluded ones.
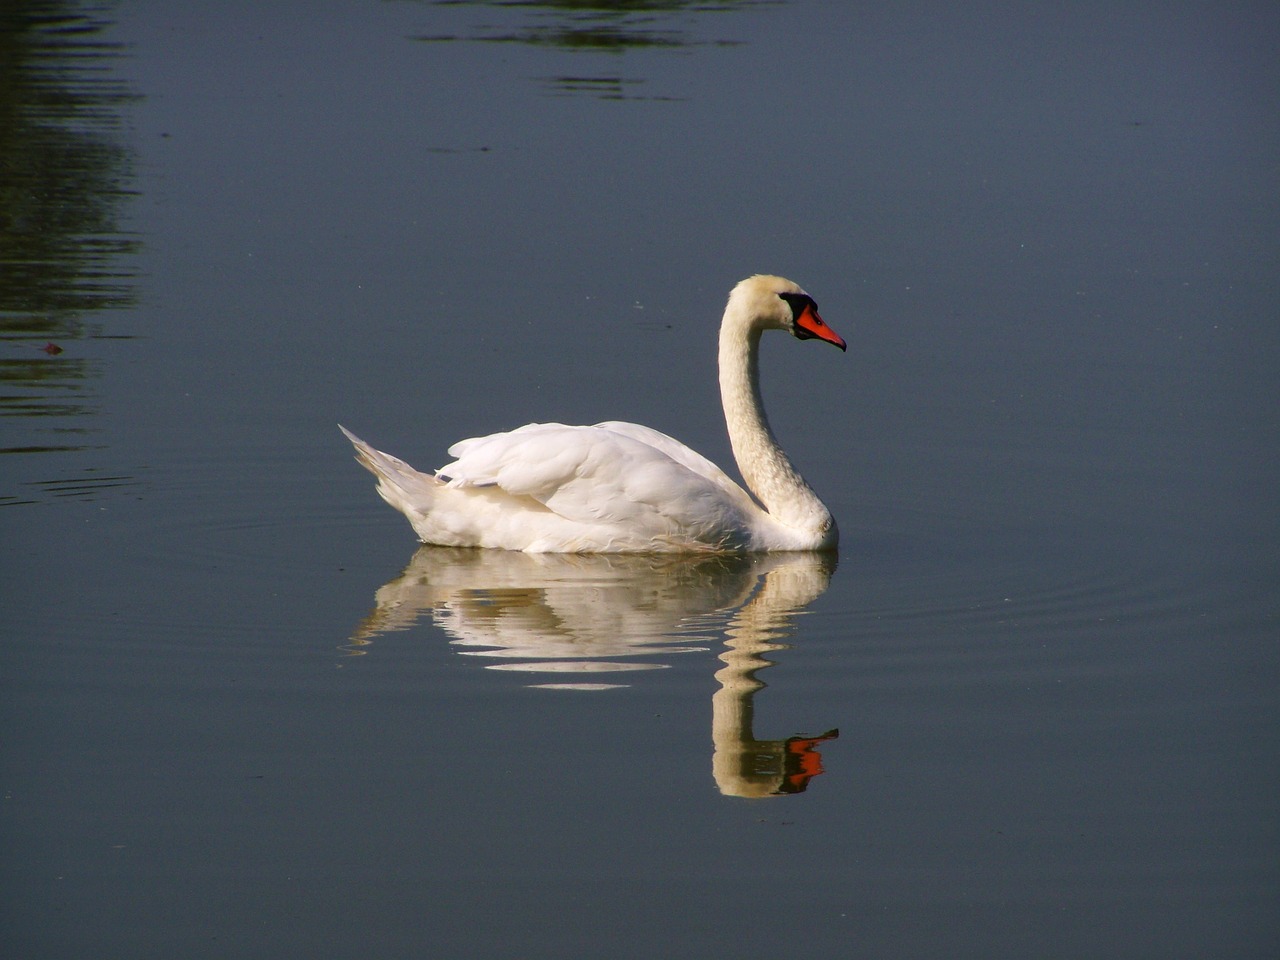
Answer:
[2,1,1277,957]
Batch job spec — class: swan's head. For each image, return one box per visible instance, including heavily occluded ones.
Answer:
[728,275,847,351]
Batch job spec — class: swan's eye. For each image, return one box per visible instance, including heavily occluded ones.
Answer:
[778,291,818,323]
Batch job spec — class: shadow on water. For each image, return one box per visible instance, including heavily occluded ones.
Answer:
[0,1,139,502]
[347,547,839,797]
[404,0,781,99]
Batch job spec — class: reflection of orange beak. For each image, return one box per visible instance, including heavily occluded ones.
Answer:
[783,728,839,793]
[795,303,847,351]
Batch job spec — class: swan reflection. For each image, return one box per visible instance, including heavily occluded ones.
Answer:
[349,547,838,796]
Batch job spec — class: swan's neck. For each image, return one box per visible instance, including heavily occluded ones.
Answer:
[719,320,833,533]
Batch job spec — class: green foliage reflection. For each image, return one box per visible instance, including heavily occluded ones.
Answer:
[0,1,137,473]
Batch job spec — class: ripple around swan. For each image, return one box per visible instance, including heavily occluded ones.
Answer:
[5,450,386,649]
[812,536,1265,698]
[888,552,1242,634]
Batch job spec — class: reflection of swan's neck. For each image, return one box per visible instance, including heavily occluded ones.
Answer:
[711,559,837,798]
[719,312,831,531]
[711,634,775,798]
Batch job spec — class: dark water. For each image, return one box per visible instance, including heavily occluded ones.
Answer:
[2,2,1277,957]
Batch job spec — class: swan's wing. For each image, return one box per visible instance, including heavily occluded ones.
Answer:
[441,423,610,499]
[439,422,756,545]
[591,420,756,507]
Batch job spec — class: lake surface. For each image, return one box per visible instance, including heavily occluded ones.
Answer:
[2,1,1277,957]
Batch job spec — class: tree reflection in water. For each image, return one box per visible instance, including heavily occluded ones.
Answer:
[406,0,780,99]
[0,2,138,499]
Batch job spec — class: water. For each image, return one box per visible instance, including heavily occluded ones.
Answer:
[2,2,1277,957]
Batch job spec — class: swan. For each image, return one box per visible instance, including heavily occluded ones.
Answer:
[340,274,846,553]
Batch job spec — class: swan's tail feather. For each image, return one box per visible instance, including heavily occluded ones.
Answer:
[339,425,441,518]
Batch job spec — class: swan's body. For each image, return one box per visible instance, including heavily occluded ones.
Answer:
[342,275,846,553]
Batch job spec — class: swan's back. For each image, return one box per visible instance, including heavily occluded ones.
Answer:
[437,422,759,552]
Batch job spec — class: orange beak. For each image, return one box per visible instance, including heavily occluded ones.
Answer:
[796,302,847,351]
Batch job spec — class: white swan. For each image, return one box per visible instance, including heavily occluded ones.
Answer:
[340,274,846,553]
